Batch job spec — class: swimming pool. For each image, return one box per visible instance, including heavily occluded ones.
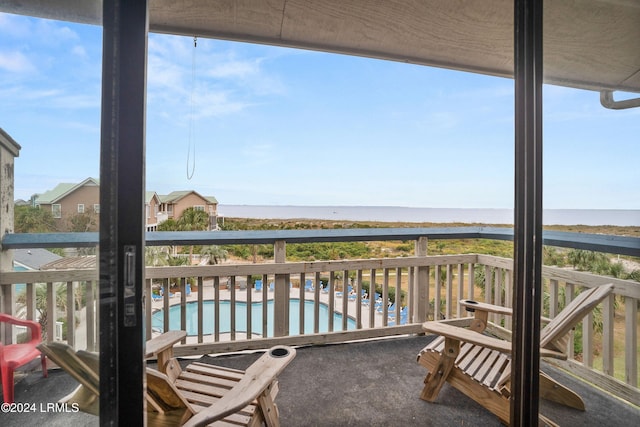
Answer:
[151,298,357,337]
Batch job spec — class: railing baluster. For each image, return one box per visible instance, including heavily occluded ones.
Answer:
[46,282,55,343]
[504,269,512,330]
[197,276,203,343]
[456,264,464,318]
[369,269,376,328]
[26,283,35,321]
[445,264,453,319]
[434,265,441,321]
[246,275,252,339]
[356,269,363,329]
[145,279,152,340]
[262,274,268,337]
[66,281,74,348]
[342,269,349,331]
[86,280,96,351]
[583,295,594,368]
[395,267,402,322]
[495,268,503,325]
[299,273,305,335]
[160,278,168,333]
[625,296,638,387]
[328,271,335,332]
[565,283,575,360]
[230,276,236,341]
[382,268,390,326]
[549,279,559,318]
[467,263,475,302]
[313,272,320,334]
[602,293,615,376]
[180,277,186,344]
[214,276,220,342]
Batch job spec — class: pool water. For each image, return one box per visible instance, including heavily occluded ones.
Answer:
[151,298,356,337]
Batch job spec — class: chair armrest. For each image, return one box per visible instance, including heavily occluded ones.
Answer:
[423,321,513,353]
[182,346,296,427]
[146,330,188,373]
[422,321,567,360]
[145,330,187,358]
[0,313,42,343]
[460,300,513,316]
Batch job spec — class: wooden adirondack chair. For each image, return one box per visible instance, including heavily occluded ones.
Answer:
[38,331,296,426]
[0,313,48,403]
[417,283,615,426]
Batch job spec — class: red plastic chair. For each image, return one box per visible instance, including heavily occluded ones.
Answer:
[0,313,48,403]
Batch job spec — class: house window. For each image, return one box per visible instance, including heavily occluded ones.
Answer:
[194,205,205,211]
[52,204,61,218]
[78,204,85,214]
[146,205,150,218]
[94,204,100,213]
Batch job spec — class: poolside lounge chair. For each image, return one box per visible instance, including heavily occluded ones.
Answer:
[254,279,263,292]
[377,302,395,315]
[305,279,314,292]
[0,313,48,403]
[361,292,380,307]
[38,331,296,426]
[336,285,352,298]
[161,286,176,298]
[416,283,615,426]
[387,306,408,325]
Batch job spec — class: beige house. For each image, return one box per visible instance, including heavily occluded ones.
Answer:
[145,191,163,231]
[158,190,218,230]
[34,177,100,231]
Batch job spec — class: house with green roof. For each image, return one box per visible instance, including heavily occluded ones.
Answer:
[158,190,219,230]
[34,177,100,231]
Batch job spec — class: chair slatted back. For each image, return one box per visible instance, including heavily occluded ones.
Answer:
[38,342,99,396]
[540,284,614,352]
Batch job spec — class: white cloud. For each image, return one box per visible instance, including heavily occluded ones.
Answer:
[0,50,36,73]
[71,45,88,59]
[146,34,287,122]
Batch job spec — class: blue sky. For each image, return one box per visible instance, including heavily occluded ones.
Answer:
[1,12,638,209]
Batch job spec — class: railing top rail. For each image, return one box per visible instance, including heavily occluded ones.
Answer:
[2,227,638,256]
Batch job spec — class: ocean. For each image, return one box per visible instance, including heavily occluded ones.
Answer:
[217,205,640,226]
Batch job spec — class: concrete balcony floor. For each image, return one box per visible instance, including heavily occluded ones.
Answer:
[6,335,639,426]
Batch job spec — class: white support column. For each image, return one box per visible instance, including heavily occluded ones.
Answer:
[0,129,20,343]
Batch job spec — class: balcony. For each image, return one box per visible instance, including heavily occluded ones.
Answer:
[1,228,638,425]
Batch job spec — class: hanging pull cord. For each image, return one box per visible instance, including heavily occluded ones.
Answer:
[187,36,198,180]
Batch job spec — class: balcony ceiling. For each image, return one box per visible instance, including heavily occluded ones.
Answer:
[2,0,639,93]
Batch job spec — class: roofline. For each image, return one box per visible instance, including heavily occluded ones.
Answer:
[0,128,21,157]
[36,177,100,204]
[160,190,217,204]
